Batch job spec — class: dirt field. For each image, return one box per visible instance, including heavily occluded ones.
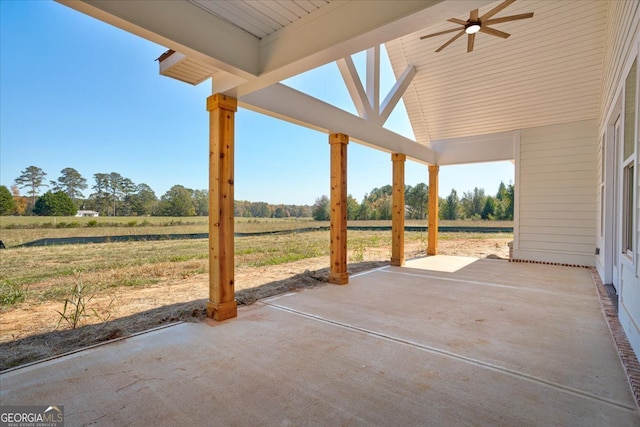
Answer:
[0,236,510,370]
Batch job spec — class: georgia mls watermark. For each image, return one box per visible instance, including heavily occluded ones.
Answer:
[0,406,64,427]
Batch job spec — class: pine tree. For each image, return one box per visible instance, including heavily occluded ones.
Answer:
[14,166,48,209]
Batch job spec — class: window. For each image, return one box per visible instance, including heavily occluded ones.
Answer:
[600,136,605,237]
[622,59,637,256]
[623,164,634,254]
[624,60,637,159]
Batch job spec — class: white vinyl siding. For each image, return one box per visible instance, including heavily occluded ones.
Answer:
[600,0,640,127]
[514,119,598,266]
[599,0,640,360]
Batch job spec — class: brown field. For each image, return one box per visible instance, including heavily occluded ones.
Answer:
[0,217,512,370]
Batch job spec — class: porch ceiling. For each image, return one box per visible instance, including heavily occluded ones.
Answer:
[386,0,607,144]
[56,0,607,165]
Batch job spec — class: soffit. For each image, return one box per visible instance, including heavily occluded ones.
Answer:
[386,0,608,145]
[188,0,332,39]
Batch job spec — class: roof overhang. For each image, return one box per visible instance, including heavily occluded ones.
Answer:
[58,0,491,95]
[56,0,606,166]
[156,50,218,86]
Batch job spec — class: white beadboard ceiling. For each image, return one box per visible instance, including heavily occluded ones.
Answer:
[386,0,608,144]
[188,0,332,39]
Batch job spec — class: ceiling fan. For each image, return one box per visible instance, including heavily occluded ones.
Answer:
[420,0,534,53]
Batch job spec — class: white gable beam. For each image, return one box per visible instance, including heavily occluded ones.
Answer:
[338,46,415,127]
[212,74,249,94]
[431,131,516,165]
[336,56,374,120]
[367,46,380,116]
[240,84,436,164]
[57,0,260,79]
[379,65,416,126]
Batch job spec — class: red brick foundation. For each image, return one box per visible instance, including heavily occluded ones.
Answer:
[590,268,640,409]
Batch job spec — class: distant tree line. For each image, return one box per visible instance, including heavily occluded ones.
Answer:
[1,165,513,220]
[234,200,312,218]
[311,182,514,221]
[2,165,314,218]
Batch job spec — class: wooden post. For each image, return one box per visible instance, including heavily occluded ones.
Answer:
[427,165,439,256]
[329,133,349,285]
[206,94,238,321]
[391,153,406,266]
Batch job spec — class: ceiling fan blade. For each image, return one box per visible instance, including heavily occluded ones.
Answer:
[435,30,465,52]
[485,12,534,25]
[420,27,463,40]
[467,33,476,53]
[480,26,511,39]
[447,18,467,25]
[470,8,479,21]
[480,0,516,21]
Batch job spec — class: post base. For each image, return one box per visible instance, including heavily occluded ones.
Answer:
[206,300,238,321]
[390,257,405,266]
[427,248,437,256]
[328,271,349,285]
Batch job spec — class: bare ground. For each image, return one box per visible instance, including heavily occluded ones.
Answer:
[0,237,510,370]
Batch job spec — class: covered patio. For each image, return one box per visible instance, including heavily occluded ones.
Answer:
[5,0,637,422]
[2,257,638,425]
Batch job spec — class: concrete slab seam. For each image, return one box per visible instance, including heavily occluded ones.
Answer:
[379,269,594,300]
[264,301,638,412]
[590,267,640,410]
[350,265,390,278]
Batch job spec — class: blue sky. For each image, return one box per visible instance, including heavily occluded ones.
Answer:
[0,1,513,206]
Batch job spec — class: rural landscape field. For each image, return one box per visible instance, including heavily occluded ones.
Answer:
[0,216,512,369]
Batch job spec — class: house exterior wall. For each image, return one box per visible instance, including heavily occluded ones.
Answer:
[600,0,639,127]
[598,0,640,359]
[513,119,598,267]
[75,210,99,217]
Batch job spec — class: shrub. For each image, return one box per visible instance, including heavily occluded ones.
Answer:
[0,281,27,306]
[33,191,77,216]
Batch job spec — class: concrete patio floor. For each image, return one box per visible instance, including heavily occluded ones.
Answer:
[1,256,639,426]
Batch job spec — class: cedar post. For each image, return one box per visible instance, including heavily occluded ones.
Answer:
[206,94,238,320]
[391,153,406,266]
[329,133,349,285]
[427,164,439,256]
